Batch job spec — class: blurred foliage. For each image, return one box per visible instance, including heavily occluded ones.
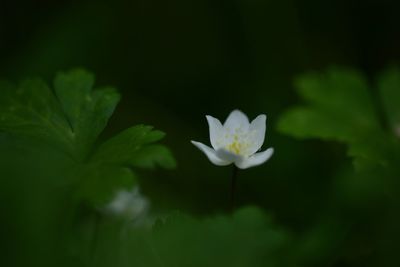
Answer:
[0,70,176,266]
[278,67,400,170]
[2,67,400,267]
[278,67,400,267]
[0,69,175,206]
[92,207,291,267]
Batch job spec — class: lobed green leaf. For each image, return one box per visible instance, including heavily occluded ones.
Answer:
[277,68,393,171]
[0,69,176,206]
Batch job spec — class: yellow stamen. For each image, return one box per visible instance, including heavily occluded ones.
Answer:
[227,141,241,154]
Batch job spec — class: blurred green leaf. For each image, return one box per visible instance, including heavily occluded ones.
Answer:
[81,126,175,205]
[0,70,176,206]
[277,68,393,170]
[277,107,352,141]
[378,66,400,137]
[97,125,165,153]
[0,78,72,154]
[76,165,137,206]
[92,125,175,169]
[54,69,120,158]
[0,70,120,159]
[91,206,292,267]
[295,69,378,129]
[278,68,379,141]
[129,144,176,169]
[149,207,290,267]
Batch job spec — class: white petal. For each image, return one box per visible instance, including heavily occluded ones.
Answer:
[224,110,250,131]
[191,141,231,166]
[216,148,243,163]
[206,115,223,149]
[247,114,267,154]
[235,148,274,169]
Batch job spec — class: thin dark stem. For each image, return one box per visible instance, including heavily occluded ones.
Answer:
[230,166,239,212]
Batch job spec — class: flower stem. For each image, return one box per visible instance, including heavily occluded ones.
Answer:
[230,166,239,212]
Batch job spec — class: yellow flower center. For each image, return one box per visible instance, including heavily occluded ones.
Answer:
[225,134,250,155]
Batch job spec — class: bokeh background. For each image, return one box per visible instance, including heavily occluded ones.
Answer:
[1,0,400,266]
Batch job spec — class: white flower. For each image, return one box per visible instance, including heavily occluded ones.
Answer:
[191,110,274,169]
[105,187,149,221]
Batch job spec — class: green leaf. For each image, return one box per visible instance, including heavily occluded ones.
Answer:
[378,66,400,136]
[54,69,121,157]
[53,69,95,127]
[76,164,137,206]
[0,78,73,153]
[298,69,369,109]
[149,207,290,267]
[128,144,176,169]
[278,107,355,142]
[0,70,176,207]
[77,125,175,205]
[92,125,176,169]
[91,207,292,267]
[294,68,379,131]
[0,70,120,159]
[277,68,388,170]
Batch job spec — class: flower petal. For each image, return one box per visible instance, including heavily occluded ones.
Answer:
[224,109,250,131]
[235,148,274,169]
[216,148,243,163]
[206,115,223,149]
[248,114,267,154]
[191,141,231,166]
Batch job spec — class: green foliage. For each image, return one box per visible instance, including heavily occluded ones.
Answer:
[277,67,400,267]
[0,78,72,154]
[3,67,400,267]
[378,67,400,135]
[0,70,120,160]
[0,69,176,206]
[91,207,291,267]
[278,67,400,170]
[149,207,290,267]
[92,125,175,169]
[53,69,121,158]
